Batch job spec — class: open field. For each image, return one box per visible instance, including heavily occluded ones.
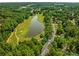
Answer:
[7,14,44,47]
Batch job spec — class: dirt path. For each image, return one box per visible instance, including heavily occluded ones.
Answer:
[40,24,56,56]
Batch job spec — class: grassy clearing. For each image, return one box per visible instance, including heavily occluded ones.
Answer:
[6,16,32,45]
[16,16,32,42]
[7,14,44,47]
[37,14,44,23]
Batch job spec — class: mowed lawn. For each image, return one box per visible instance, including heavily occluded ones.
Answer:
[7,14,44,46]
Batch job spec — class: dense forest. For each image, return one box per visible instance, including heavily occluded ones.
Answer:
[0,2,79,56]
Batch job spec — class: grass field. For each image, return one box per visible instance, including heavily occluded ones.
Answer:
[6,14,44,47]
[37,14,44,23]
[7,16,32,45]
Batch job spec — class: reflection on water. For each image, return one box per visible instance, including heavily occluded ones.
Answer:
[26,15,44,37]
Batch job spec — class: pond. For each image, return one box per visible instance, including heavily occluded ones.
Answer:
[26,15,44,37]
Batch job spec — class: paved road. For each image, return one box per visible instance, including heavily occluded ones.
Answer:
[40,24,56,56]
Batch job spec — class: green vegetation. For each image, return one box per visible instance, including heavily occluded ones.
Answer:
[0,2,79,56]
[37,14,44,23]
